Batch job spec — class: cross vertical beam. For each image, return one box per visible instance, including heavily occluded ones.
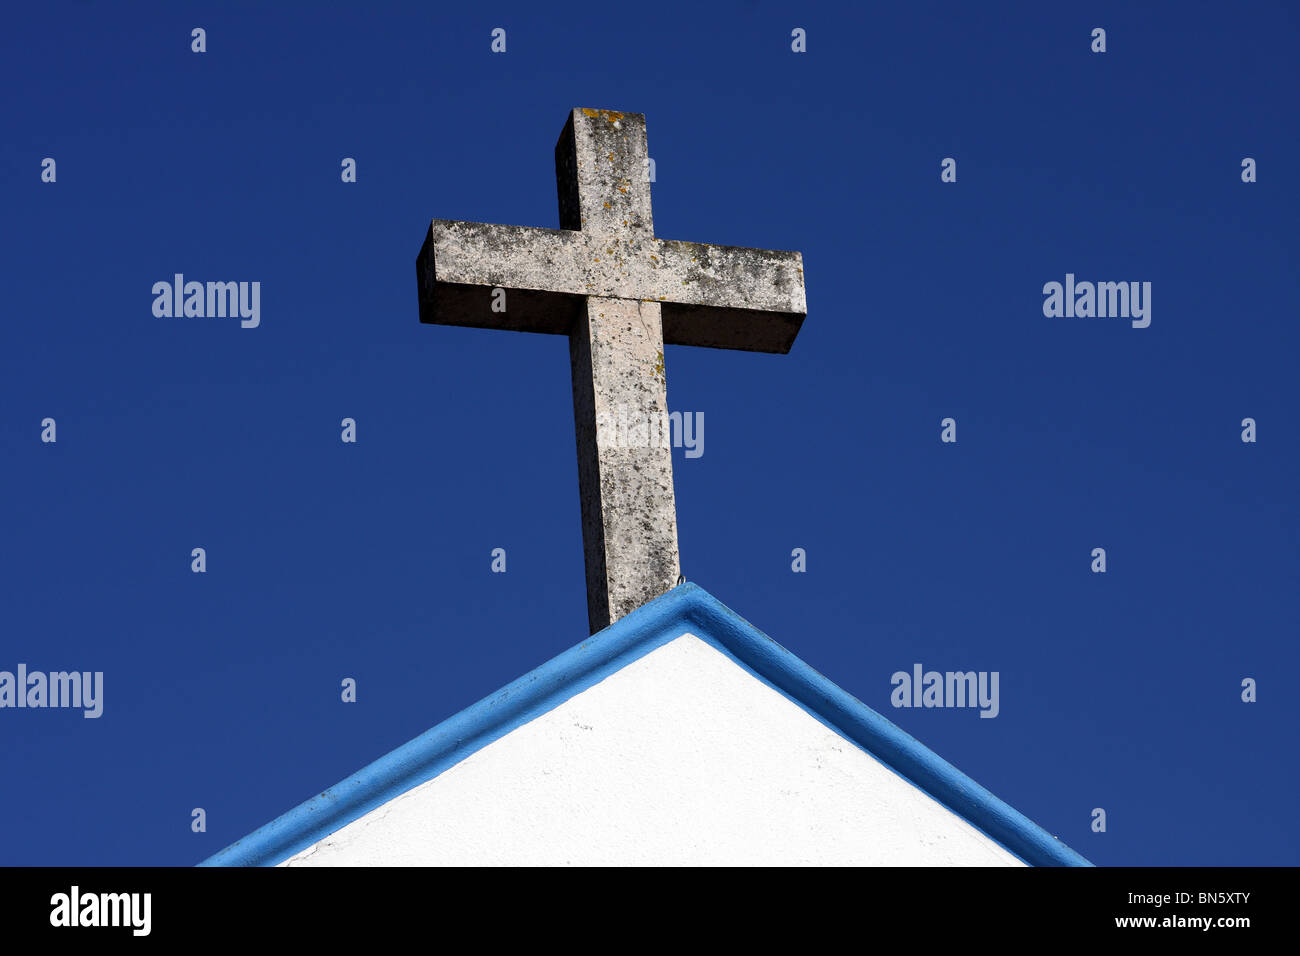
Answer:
[556,108,654,236]
[570,297,679,631]
[560,110,678,631]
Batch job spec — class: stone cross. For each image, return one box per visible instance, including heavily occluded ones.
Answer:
[417,108,807,634]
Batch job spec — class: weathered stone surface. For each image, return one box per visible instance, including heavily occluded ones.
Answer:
[417,221,805,352]
[570,298,680,628]
[556,108,655,237]
[417,108,808,632]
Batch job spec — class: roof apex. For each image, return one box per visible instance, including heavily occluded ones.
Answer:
[201,582,1090,867]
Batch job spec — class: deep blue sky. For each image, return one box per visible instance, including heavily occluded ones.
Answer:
[2,2,1296,866]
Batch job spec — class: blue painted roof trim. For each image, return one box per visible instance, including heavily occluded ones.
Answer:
[201,583,1091,867]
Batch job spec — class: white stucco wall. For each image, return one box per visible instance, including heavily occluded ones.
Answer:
[282,633,1025,866]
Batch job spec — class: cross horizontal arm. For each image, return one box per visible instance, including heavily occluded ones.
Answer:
[655,238,805,353]
[418,219,807,352]
[417,221,588,336]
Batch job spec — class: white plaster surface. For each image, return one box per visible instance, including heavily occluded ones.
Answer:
[282,634,1025,866]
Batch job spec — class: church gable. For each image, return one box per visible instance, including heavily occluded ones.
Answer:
[202,584,1089,867]
[279,633,1022,866]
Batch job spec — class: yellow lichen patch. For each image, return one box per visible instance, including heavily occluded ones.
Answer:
[653,350,665,379]
[603,202,611,209]
[582,108,625,122]
[608,152,614,162]
[618,186,627,193]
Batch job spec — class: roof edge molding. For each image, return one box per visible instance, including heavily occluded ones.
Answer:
[200,583,1091,867]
